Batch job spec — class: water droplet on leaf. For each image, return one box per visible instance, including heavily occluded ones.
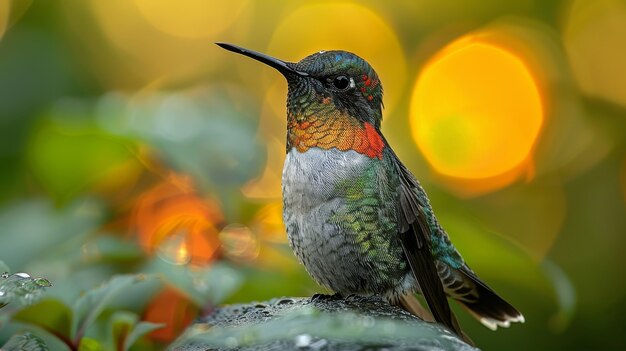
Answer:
[275,297,295,305]
[295,334,312,348]
[34,278,52,287]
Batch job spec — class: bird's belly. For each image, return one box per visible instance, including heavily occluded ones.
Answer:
[282,148,412,296]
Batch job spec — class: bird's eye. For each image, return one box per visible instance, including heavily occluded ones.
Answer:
[333,75,351,90]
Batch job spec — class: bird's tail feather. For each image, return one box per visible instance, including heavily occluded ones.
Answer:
[398,294,433,321]
[456,267,525,330]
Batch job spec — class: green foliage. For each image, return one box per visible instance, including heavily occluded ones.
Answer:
[26,116,139,203]
[0,270,52,311]
[13,300,73,342]
[108,311,163,351]
[2,253,248,351]
[0,195,250,350]
[145,260,243,307]
[2,333,48,351]
[71,275,154,343]
[12,274,162,351]
[0,262,53,350]
[0,198,103,270]
[97,89,266,215]
[78,337,102,351]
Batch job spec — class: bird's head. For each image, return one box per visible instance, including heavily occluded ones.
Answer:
[217,43,384,128]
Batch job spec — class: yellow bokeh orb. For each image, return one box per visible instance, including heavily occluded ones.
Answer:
[266,2,406,119]
[410,39,543,180]
[563,0,626,107]
[0,0,32,40]
[0,1,8,40]
[134,0,250,39]
[80,0,250,88]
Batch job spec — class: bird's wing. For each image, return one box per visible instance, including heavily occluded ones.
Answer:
[386,149,465,339]
[388,149,523,334]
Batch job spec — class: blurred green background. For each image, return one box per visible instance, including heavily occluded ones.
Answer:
[1,0,625,350]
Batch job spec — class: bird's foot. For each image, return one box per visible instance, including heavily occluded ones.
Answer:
[331,292,344,300]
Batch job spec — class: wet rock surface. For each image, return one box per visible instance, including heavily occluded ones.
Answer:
[170,295,478,351]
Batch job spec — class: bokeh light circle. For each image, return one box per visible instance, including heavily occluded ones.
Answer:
[0,0,32,40]
[83,0,250,88]
[410,39,543,180]
[0,1,9,39]
[266,2,406,118]
[134,0,250,39]
[563,0,626,107]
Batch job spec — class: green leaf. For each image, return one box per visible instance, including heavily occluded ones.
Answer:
[78,337,103,351]
[0,272,53,311]
[124,322,164,350]
[0,198,103,269]
[147,260,243,306]
[108,311,164,351]
[13,299,73,343]
[26,116,139,202]
[71,275,154,341]
[109,311,137,351]
[1,332,49,351]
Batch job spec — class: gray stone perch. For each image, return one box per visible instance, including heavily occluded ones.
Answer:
[170,295,478,351]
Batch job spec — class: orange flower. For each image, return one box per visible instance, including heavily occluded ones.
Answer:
[132,173,223,265]
[143,286,197,342]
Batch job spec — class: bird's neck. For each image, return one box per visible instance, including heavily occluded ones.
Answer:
[286,111,385,159]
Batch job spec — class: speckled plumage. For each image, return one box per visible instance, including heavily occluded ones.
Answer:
[283,147,415,298]
[218,43,524,343]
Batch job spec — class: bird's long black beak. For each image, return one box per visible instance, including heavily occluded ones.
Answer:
[216,42,308,77]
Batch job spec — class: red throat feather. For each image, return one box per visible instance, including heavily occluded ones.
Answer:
[288,116,385,159]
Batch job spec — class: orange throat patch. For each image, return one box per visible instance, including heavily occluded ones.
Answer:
[287,114,385,159]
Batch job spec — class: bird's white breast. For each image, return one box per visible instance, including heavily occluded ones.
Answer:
[281,147,372,292]
[282,147,370,212]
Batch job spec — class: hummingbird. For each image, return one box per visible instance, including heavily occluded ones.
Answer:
[217,43,524,343]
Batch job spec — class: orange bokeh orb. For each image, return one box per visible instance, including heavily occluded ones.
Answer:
[132,173,223,265]
[410,38,543,190]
